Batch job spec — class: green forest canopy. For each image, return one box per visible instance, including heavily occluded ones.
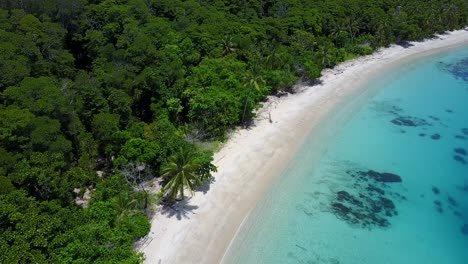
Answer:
[0,0,466,262]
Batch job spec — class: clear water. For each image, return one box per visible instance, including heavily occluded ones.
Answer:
[223,46,468,264]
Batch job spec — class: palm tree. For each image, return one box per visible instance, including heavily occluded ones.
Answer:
[315,44,333,68]
[241,65,265,127]
[329,23,347,48]
[345,17,360,44]
[222,36,237,56]
[263,40,281,70]
[114,191,139,223]
[161,148,202,201]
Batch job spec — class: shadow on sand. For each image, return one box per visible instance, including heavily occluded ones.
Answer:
[397,41,415,48]
[197,177,216,194]
[160,199,199,220]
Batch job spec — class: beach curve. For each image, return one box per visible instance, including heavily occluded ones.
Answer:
[140,29,468,264]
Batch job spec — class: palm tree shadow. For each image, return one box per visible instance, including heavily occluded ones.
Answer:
[160,199,199,220]
[397,41,414,48]
[197,177,216,194]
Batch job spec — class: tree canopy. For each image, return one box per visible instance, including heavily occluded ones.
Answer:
[0,0,466,262]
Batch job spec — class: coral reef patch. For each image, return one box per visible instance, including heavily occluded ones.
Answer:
[438,57,468,82]
[329,168,405,229]
[447,195,458,207]
[391,116,430,127]
[434,200,443,213]
[462,224,468,236]
[454,148,467,156]
[453,155,467,164]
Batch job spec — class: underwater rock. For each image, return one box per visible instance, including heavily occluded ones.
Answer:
[432,186,440,195]
[391,116,430,127]
[461,185,468,192]
[367,184,385,195]
[434,200,443,213]
[446,109,453,113]
[371,101,403,115]
[439,58,468,82]
[337,191,363,207]
[419,133,426,137]
[334,168,404,229]
[380,197,395,210]
[462,224,468,236]
[453,155,467,164]
[430,133,441,140]
[332,202,351,215]
[331,189,397,228]
[429,115,439,121]
[454,148,467,156]
[447,196,458,207]
[455,135,466,140]
[358,170,402,183]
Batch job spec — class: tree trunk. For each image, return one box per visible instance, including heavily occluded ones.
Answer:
[241,86,253,127]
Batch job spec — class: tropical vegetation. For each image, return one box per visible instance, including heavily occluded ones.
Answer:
[0,0,467,262]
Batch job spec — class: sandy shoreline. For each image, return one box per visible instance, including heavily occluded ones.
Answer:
[141,29,468,264]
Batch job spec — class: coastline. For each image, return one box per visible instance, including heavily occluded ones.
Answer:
[141,29,468,264]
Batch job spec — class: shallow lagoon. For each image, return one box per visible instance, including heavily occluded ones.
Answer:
[224,46,468,264]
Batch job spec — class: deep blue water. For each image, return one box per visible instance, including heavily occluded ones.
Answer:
[223,46,468,264]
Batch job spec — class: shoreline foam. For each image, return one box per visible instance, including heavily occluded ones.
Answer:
[141,29,468,264]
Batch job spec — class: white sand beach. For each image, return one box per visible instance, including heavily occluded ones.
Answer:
[140,29,468,264]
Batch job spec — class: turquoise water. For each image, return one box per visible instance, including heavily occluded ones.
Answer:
[223,46,468,264]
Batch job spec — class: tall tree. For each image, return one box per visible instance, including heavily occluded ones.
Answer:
[161,148,202,201]
[241,64,265,126]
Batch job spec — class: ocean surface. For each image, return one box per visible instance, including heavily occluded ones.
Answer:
[223,46,468,264]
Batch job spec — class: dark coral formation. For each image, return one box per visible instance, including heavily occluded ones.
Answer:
[432,186,440,195]
[455,135,466,140]
[430,133,441,140]
[391,116,430,127]
[458,185,468,192]
[462,224,468,236]
[331,190,396,228]
[454,148,467,156]
[370,101,403,116]
[370,101,436,133]
[351,170,402,183]
[434,200,443,213]
[453,155,467,164]
[433,194,462,216]
[447,196,458,207]
[439,57,468,82]
[367,184,385,195]
[329,169,404,229]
